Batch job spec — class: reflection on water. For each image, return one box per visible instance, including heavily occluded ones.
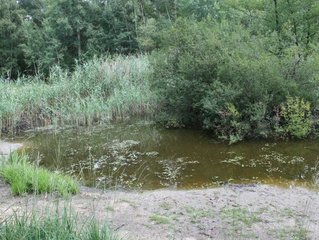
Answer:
[19,121,319,189]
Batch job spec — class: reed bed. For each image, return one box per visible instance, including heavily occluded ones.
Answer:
[0,55,156,135]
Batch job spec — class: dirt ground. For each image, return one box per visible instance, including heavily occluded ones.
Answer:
[0,142,23,160]
[1,180,319,240]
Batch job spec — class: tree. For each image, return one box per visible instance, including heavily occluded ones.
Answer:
[0,0,26,79]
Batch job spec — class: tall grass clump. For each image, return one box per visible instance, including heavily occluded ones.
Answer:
[0,209,118,240]
[0,55,156,136]
[0,152,79,196]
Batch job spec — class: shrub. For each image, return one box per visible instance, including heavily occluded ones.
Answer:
[280,96,313,138]
[151,17,319,142]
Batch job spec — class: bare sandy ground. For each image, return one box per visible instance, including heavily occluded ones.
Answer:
[0,142,23,160]
[1,180,319,240]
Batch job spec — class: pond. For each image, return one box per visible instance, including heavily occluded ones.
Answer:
[17,121,319,190]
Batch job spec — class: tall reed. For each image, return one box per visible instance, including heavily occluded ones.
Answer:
[0,55,156,136]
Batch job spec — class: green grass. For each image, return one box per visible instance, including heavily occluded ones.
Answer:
[220,207,262,239]
[0,208,117,240]
[0,152,79,197]
[0,55,156,136]
[185,206,213,223]
[149,214,170,225]
[221,207,261,227]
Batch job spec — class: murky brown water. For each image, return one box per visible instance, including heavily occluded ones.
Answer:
[17,121,319,189]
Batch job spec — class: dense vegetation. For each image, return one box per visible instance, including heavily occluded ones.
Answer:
[0,55,154,135]
[1,0,319,142]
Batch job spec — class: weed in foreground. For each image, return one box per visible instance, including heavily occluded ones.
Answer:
[0,152,79,197]
[0,208,118,240]
[149,214,170,225]
[185,206,213,224]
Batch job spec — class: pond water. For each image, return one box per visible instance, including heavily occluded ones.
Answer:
[18,122,319,190]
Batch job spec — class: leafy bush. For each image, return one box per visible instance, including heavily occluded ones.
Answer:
[151,18,319,143]
[280,96,313,138]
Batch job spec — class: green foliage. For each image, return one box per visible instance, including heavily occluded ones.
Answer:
[151,19,224,127]
[0,152,79,196]
[0,0,26,79]
[0,209,117,240]
[280,96,312,138]
[151,16,319,142]
[1,0,319,142]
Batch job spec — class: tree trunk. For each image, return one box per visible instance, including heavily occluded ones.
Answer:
[77,27,81,59]
[273,0,280,34]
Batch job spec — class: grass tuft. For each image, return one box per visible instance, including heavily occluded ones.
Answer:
[0,208,118,240]
[149,214,170,225]
[0,152,79,197]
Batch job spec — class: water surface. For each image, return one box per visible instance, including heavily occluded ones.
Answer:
[19,122,319,189]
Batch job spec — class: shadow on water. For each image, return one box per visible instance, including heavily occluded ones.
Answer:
[16,121,319,190]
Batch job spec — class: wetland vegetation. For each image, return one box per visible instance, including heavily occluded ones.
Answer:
[1,0,319,239]
[19,122,319,190]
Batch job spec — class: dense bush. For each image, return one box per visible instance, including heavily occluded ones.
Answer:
[151,19,319,143]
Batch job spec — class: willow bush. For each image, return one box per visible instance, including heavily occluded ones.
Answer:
[151,19,319,143]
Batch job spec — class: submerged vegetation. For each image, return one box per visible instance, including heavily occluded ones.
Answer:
[0,152,79,196]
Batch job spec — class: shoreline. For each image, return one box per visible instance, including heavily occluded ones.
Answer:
[1,142,319,238]
[0,141,23,160]
[1,181,319,239]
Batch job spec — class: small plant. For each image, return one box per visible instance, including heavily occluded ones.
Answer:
[149,214,170,225]
[0,152,79,197]
[160,202,172,211]
[221,207,261,227]
[185,206,213,223]
[272,227,309,240]
[220,207,262,238]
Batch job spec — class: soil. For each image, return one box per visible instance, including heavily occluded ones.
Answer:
[0,181,319,239]
[0,142,23,160]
